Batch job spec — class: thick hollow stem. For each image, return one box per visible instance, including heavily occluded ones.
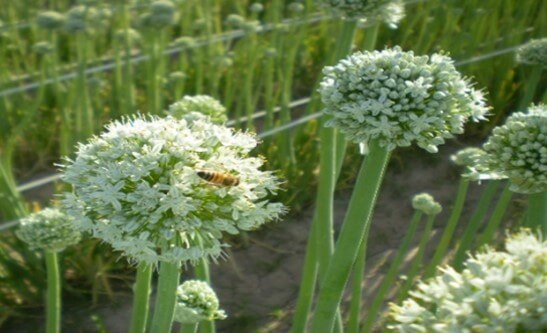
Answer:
[291,19,360,333]
[45,251,60,333]
[150,261,181,333]
[310,140,391,332]
[130,262,153,333]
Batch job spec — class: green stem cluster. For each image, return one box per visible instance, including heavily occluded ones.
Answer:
[423,179,469,278]
[310,140,392,332]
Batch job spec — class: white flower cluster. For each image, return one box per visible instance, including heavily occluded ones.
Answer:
[16,208,81,252]
[320,0,405,27]
[319,46,488,153]
[482,104,547,194]
[411,193,442,216]
[173,280,226,324]
[167,95,228,125]
[388,229,547,332]
[516,38,547,67]
[61,115,286,265]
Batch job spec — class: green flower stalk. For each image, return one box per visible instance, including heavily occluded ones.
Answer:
[482,104,546,232]
[450,147,503,270]
[61,115,285,332]
[360,194,441,333]
[395,197,438,303]
[16,208,81,333]
[388,229,547,332]
[310,46,488,331]
[167,95,228,124]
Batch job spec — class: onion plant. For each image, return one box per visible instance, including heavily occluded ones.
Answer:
[60,109,286,332]
[292,1,405,331]
[310,46,488,332]
[359,193,441,332]
[15,208,82,333]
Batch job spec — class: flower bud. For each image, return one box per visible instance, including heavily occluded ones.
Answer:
[249,3,264,13]
[16,208,81,252]
[411,193,442,216]
[516,38,547,67]
[173,36,196,49]
[33,41,55,55]
[173,280,226,324]
[64,5,100,34]
[288,2,305,14]
[167,95,227,124]
[225,14,246,28]
[36,11,66,30]
[113,28,141,46]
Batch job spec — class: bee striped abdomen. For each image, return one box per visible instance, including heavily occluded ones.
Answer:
[197,170,240,186]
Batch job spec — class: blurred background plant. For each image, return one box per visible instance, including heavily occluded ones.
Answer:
[0,0,545,331]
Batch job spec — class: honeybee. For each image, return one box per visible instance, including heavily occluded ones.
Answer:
[197,170,240,186]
